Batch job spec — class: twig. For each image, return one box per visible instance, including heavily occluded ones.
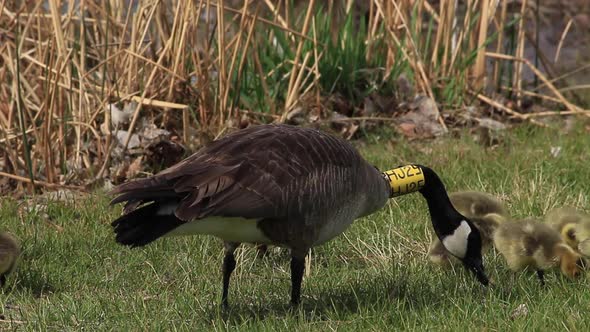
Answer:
[207,2,320,44]
[0,319,25,324]
[486,52,587,117]
[558,84,590,93]
[523,110,590,118]
[474,93,547,127]
[319,116,399,123]
[237,109,279,119]
[0,128,35,143]
[554,19,573,63]
[514,0,528,108]
[0,171,86,191]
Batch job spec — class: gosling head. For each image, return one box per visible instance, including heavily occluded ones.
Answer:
[561,223,579,249]
[382,164,489,286]
[556,243,586,278]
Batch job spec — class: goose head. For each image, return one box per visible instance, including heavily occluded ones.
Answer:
[382,164,489,286]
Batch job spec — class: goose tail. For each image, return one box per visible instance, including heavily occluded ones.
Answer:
[111,202,184,247]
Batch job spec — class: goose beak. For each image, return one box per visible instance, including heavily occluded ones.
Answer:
[471,264,489,286]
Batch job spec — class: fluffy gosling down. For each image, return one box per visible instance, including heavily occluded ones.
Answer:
[447,191,508,218]
[0,231,21,286]
[493,218,585,284]
[428,191,508,266]
[110,124,489,306]
[545,207,590,258]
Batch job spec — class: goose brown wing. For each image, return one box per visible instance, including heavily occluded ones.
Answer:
[110,124,363,221]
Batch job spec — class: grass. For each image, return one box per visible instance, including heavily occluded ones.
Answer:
[1,122,590,330]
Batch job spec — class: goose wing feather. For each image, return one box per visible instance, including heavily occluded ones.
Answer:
[110,125,364,221]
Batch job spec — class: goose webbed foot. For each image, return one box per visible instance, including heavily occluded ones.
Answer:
[290,251,306,306]
[221,242,239,308]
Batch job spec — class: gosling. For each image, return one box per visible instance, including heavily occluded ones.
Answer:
[0,231,21,286]
[447,191,508,218]
[428,191,508,266]
[493,218,585,285]
[545,207,590,258]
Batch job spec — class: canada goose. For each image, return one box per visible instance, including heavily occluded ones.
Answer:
[493,218,585,284]
[545,207,590,258]
[0,231,21,286]
[110,124,488,306]
[428,191,508,266]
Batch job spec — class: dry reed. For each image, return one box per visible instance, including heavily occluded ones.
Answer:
[0,0,587,191]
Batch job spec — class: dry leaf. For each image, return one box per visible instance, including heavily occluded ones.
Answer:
[116,131,141,149]
[478,118,507,131]
[141,124,170,141]
[511,303,529,320]
[396,73,414,102]
[397,122,417,138]
[550,146,562,158]
[106,102,134,127]
[126,156,144,179]
[397,95,447,138]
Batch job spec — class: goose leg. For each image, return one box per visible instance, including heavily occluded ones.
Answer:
[0,274,5,287]
[290,250,307,305]
[536,270,545,286]
[221,242,239,307]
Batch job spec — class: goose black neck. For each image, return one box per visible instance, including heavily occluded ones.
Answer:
[417,166,463,236]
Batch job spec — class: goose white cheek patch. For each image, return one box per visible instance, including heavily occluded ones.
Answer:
[442,220,471,259]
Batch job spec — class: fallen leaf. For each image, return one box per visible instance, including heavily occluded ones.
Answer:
[397,95,447,138]
[395,73,414,102]
[106,102,135,127]
[511,303,529,320]
[116,131,141,149]
[397,122,417,138]
[141,124,170,141]
[478,118,507,131]
[285,106,307,125]
[126,156,144,179]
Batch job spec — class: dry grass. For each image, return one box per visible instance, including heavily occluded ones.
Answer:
[0,0,588,191]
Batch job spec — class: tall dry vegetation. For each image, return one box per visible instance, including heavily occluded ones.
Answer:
[0,0,587,192]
